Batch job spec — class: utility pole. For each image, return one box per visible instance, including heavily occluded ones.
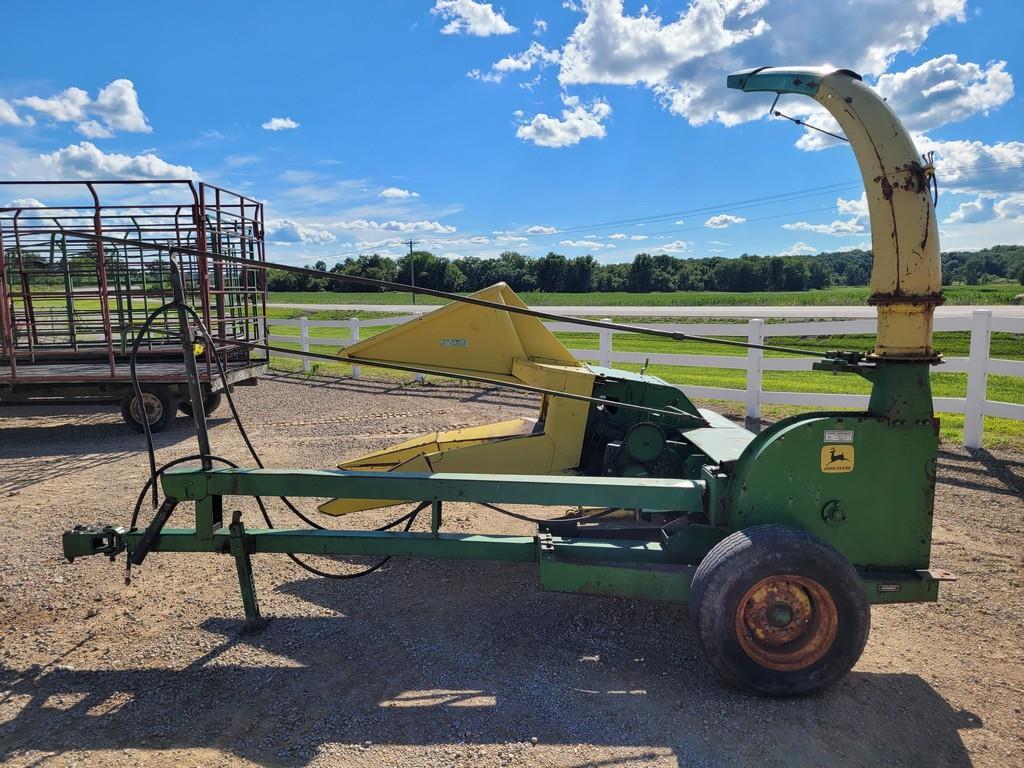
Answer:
[404,239,419,304]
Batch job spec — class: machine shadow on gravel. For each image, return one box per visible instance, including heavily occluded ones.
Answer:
[0,563,979,767]
[0,407,230,494]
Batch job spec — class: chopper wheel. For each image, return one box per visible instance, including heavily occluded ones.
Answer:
[689,524,870,696]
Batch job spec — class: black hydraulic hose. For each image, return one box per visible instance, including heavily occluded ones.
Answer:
[128,302,178,510]
[178,302,339,528]
[129,452,237,529]
[64,230,825,358]
[479,502,620,526]
[130,451,427,579]
[175,304,431,578]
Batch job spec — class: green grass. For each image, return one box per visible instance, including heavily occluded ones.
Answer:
[269,283,1023,307]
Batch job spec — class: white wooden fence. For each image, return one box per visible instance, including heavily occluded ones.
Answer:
[267,309,1024,449]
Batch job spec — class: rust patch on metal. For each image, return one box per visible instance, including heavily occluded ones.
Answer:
[735,574,839,671]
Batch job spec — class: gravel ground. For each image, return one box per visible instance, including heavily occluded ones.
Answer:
[1,371,1022,768]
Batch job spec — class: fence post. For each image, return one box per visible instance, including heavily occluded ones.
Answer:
[299,315,310,373]
[746,318,764,420]
[599,318,613,367]
[348,317,361,379]
[963,309,992,449]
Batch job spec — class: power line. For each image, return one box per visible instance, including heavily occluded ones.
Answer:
[403,239,419,304]
[298,157,1024,262]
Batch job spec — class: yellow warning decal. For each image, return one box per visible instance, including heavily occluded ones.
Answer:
[821,445,855,473]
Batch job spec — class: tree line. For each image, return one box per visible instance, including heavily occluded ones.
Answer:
[267,245,1024,294]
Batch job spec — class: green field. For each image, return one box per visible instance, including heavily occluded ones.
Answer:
[269,283,1023,307]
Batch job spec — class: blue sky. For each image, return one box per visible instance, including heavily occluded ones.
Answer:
[2,0,1022,265]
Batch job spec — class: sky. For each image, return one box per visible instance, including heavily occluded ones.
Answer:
[1,0,1022,266]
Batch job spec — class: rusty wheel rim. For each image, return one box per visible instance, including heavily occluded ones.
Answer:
[130,392,163,425]
[735,575,839,671]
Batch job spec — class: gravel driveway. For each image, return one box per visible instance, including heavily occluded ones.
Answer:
[1,372,1022,767]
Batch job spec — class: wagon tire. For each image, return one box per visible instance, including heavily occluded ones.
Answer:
[689,524,869,696]
[179,392,222,417]
[121,385,177,433]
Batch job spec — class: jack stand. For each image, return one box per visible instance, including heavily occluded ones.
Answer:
[228,511,266,632]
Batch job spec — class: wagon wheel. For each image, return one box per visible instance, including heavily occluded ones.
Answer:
[689,525,870,696]
[120,385,177,433]
[179,392,223,417]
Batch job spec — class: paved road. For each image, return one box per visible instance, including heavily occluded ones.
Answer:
[269,302,1024,318]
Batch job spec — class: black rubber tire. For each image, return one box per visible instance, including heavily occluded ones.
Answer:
[689,524,870,696]
[121,385,177,433]
[179,392,222,417]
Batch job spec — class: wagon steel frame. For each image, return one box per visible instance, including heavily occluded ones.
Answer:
[0,180,268,412]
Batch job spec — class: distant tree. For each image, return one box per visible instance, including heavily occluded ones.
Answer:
[535,252,568,292]
[963,255,984,285]
[627,254,655,292]
[564,255,597,292]
[808,260,830,289]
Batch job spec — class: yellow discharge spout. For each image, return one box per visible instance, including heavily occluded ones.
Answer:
[729,67,943,359]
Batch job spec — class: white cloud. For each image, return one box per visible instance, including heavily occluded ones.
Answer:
[557,0,966,131]
[265,219,337,245]
[674,219,685,224]
[432,0,516,36]
[876,55,1013,133]
[779,242,818,256]
[921,137,1024,195]
[796,54,1015,151]
[470,42,561,83]
[533,18,548,35]
[378,187,420,199]
[944,192,1024,224]
[630,234,648,240]
[76,120,113,139]
[526,224,559,234]
[332,219,457,233]
[784,193,868,235]
[836,193,868,221]
[516,94,611,148]
[560,238,615,249]
[0,98,28,126]
[495,234,529,243]
[262,117,299,131]
[944,195,995,224]
[704,214,745,229]
[90,79,151,133]
[4,197,45,208]
[994,195,1024,221]
[16,79,151,137]
[428,236,491,246]
[609,232,627,239]
[39,142,197,179]
[658,240,690,253]
[18,87,90,122]
[782,219,865,236]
